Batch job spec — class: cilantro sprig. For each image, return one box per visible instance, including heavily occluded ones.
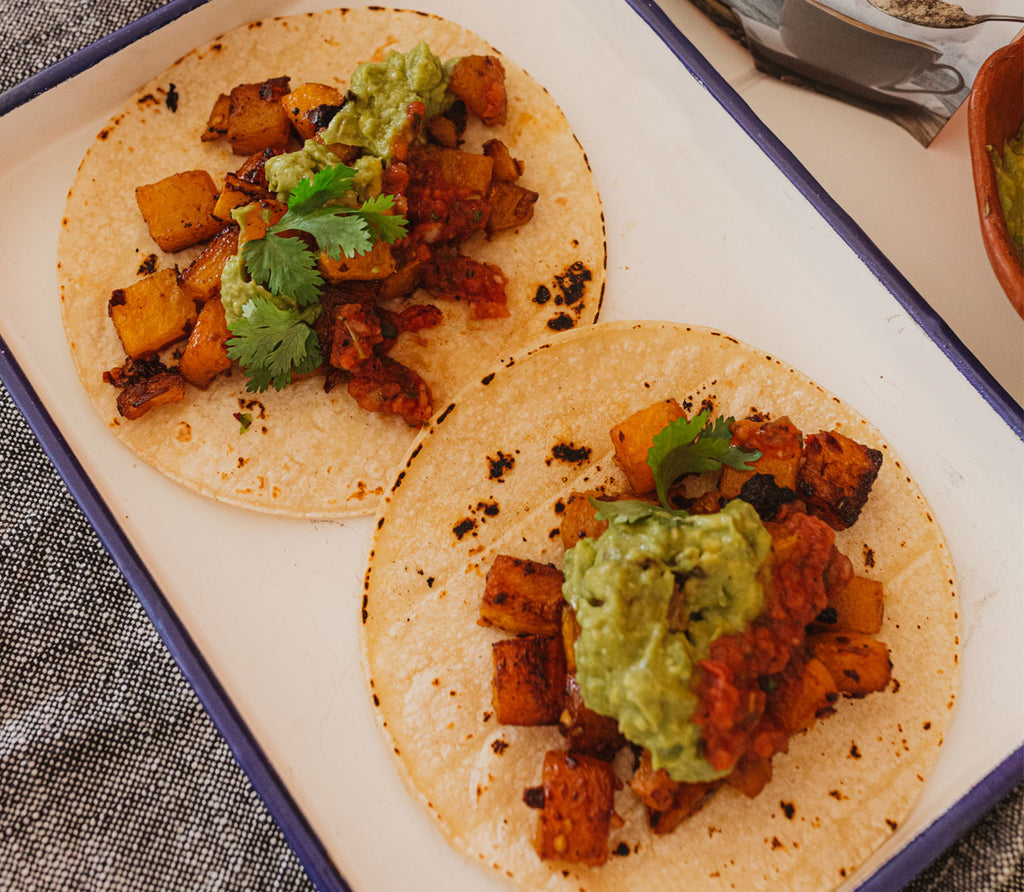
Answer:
[226,163,408,392]
[649,409,761,509]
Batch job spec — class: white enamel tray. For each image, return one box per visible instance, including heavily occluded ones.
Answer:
[1,1,1020,890]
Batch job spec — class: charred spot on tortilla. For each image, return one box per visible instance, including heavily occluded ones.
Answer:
[547,313,574,332]
[137,254,158,275]
[487,450,516,481]
[481,373,496,385]
[453,517,478,540]
[533,285,551,305]
[546,441,592,466]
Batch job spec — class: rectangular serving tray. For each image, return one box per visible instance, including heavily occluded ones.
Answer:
[1,1,1020,890]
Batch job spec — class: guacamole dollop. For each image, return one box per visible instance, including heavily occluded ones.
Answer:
[562,499,771,783]
[265,140,383,202]
[219,254,296,325]
[321,41,453,162]
[992,123,1024,262]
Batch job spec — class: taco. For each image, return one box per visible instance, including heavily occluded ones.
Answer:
[361,320,959,891]
[58,7,605,517]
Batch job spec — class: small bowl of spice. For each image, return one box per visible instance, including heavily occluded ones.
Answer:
[968,34,1023,318]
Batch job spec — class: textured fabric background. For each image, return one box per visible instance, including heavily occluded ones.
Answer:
[0,1,1020,891]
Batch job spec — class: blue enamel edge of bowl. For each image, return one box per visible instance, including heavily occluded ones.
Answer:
[0,1,1021,891]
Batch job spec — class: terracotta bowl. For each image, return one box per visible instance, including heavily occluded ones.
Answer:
[967,35,1023,319]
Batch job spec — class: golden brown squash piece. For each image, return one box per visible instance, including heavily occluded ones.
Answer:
[116,370,186,420]
[822,575,885,635]
[179,299,231,388]
[798,430,883,530]
[561,608,580,675]
[212,171,272,223]
[447,55,507,126]
[480,554,565,635]
[768,657,839,734]
[135,170,222,253]
[630,750,718,835]
[319,241,396,283]
[532,750,618,865]
[809,633,892,696]
[609,398,686,495]
[180,225,240,302]
[108,268,197,359]
[435,147,494,194]
[559,491,610,550]
[720,416,803,498]
[486,182,538,236]
[491,634,566,725]
[482,138,523,182]
[202,92,230,142]
[227,77,294,155]
[559,674,624,760]
[281,82,345,140]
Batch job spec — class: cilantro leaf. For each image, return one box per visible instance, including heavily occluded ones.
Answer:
[225,297,323,392]
[357,193,409,243]
[242,235,323,307]
[648,409,761,509]
[286,163,356,214]
[589,497,688,524]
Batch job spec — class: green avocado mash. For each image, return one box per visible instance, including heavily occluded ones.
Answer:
[219,254,296,325]
[320,41,454,162]
[265,140,383,203]
[562,499,771,783]
[991,123,1024,261]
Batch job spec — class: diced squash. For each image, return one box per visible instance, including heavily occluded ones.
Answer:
[179,299,231,387]
[559,674,623,760]
[115,370,186,420]
[108,268,197,359]
[447,55,507,126]
[720,416,803,498]
[724,752,774,799]
[797,430,883,530]
[213,171,273,222]
[768,657,839,734]
[480,554,565,635]
[561,608,580,675]
[201,92,230,142]
[378,259,424,302]
[491,634,566,725]
[532,750,618,865]
[233,199,288,246]
[809,633,892,696]
[486,182,538,236]
[630,750,718,835]
[282,82,345,140]
[319,241,396,282]
[135,170,221,253]
[824,575,885,634]
[609,398,686,495]
[559,491,610,550]
[180,225,240,302]
[435,147,494,194]
[227,77,293,155]
[482,138,523,182]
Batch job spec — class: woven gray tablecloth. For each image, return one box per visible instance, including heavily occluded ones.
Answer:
[0,2,1020,891]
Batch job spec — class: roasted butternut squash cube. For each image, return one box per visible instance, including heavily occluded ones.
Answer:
[319,241,396,282]
[378,259,424,302]
[797,430,883,530]
[491,634,566,725]
[108,268,197,359]
[768,657,839,734]
[435,147,493,194]
[482,138,523,182]
[559,491,610,550]
[135,170,221,253]
[810,633,891,695]
[532,750,618,865]
[559,674,623,760]
[824,575,885,634]
[720,416,803,498]
[234,199,288,246]
[630,750,718,835]
[180,225,240,302]
[282,82,345,140]
[115,369,186,420]
[179,298,231,387]
[227,77,293,155]
[447,55,507,126]
[561,608,580,675]
[486,182,538,236]
[202,92,230,142]
[480,554,565,635]
[610,398,686,495]
[213,171,273,222]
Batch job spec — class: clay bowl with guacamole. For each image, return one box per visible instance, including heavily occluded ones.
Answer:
[968,34,1023,318]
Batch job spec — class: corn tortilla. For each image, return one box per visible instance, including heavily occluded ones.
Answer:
[361,320,959,892]
[58,8,605,517]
